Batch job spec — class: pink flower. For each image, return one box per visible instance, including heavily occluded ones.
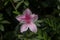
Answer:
[16,8,38,33]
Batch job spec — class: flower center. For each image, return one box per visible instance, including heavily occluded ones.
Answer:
[25,14,31,23]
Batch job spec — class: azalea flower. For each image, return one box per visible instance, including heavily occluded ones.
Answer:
[16,8,38,33]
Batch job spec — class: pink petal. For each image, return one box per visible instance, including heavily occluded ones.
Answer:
[31,14,38,22]
[23,8,32,15]
[20,24,28,33]
[28,22,37,33]
[16,15,25,23]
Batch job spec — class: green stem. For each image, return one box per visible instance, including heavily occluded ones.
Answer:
[10,0,16,10]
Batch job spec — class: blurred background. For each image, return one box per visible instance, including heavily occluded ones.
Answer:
[0,0,60,40]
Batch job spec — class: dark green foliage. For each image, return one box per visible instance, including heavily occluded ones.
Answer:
[0,0,60,40]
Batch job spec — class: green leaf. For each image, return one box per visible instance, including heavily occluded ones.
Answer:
[43,32,51,40]
[59,13,60,16]
[0,18,3,21]
[0,14,3,17]
[36,20,43,23]
[58,6,60,9]
[13,0,21,3]
[15,0,24,9]
[36,23,41,27]
[4,1,9,6]
[43,32,47,40]
[13,10,20,15]
[0,25,4,31]
[37,30,43,39]
[1,20,10,24]
[0,14,3,20]
[24,1,29,7]
[44,18,51,27]
[18,34,23,39]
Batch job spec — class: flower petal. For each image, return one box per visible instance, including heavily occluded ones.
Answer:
[20,24,28,33]
[31,14,38,22]
[28,22,37,33]
[16,15,25,23]
[23,8,32,15]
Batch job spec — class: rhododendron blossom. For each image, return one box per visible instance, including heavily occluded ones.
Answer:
[16,8,38,33]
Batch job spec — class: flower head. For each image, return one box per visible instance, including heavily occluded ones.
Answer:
[16,8,38,33]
